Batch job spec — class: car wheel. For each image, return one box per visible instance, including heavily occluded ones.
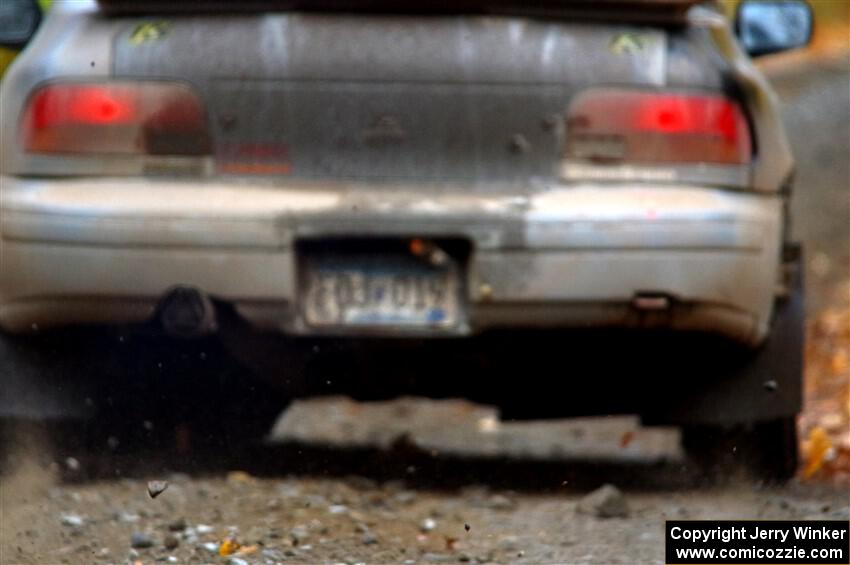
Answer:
[681,416,799,482]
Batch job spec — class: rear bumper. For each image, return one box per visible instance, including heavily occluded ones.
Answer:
[0,176,783,344]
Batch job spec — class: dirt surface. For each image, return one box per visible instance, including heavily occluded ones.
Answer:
[1,454,847,565]
[2,43,850,565]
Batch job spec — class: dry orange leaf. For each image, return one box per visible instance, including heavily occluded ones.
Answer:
[219,538,240,556]
[802,426,834,479]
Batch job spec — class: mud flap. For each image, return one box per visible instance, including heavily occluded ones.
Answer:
[644,245,804,426]
[0,333,97,420]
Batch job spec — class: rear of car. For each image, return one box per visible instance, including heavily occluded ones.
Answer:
[0,0,807,478]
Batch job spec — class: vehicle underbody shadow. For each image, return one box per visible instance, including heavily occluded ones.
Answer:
[1,322,799,488]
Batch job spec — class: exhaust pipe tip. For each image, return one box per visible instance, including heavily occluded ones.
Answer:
[158,286,217,338]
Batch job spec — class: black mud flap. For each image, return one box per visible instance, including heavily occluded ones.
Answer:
[643,245,804,426]
[0,333,98,421]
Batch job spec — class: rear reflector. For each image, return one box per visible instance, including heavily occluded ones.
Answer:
[566,89,752,165]
[22,82,211,156]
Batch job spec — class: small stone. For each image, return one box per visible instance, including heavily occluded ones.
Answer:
[117,512,140,523]
[147,480,169,499]
[227,559,249,565]
[130,532,154,549]
[201,542,218,553]
[65,457,81,472]
[166,518,186,532]
[362,531,379,545]
[420,518,437,532]
[458,554,472,562]
[576,484,629,518]
[262,549,285,561]
[763,380,779,392]
[60,514,85,528]
[163,534,179,550]
[328,504,348,515]
[195,524,214,534]
[290,525,310,545]
[464,523,471,532]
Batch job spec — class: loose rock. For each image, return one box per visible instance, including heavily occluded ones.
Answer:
[147,480,169,499]
[163,534,179,550]
[290,525,310,545]
[60,514,84,528]
[166,518,186,532]
[130,532,154,549]
[65,457,81,472]
[420,518,437,532]
[576,484,629,518]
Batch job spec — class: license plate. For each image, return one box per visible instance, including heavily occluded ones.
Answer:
[302,255,461,329]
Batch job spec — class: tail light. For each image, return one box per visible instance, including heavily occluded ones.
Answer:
[565,89,752,165]
[21,82,211,156]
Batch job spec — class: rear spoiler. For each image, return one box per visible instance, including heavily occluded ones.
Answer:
[97,0,704,24]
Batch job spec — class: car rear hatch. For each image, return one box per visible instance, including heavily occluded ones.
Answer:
[112,13,669,184]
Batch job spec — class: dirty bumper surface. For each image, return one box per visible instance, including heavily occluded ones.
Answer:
[1,178,780,341]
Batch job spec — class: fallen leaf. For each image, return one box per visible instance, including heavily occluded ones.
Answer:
[219,538,240,557]
[802,426,833,479]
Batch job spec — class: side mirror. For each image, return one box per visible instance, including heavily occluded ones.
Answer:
[736,0,813,57]
[0,0,41,49]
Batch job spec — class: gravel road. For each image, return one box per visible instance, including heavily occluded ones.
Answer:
[1,454,847,565]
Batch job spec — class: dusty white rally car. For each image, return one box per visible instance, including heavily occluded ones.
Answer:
[0,0,812,478]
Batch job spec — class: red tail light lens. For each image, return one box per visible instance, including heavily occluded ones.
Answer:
[566,89,752,165]
[22,82,211,156]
